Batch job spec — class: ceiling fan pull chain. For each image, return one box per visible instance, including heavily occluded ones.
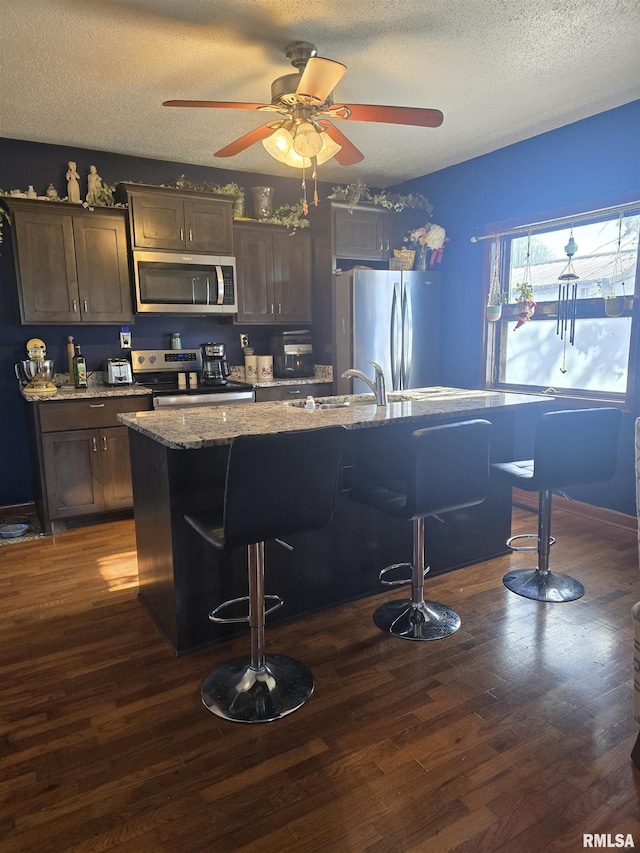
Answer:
[312,156,319,206]
[301,167,309,215]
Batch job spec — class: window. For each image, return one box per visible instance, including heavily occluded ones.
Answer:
[485,202,640,407]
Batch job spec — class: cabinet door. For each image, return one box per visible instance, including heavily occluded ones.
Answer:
[129,194,185,249]
[333,207,387,260]
[184,200,233,254]
[272,231,312,323]
[73,214,133,323]
[13,208,80,323]
[234,226,275,323]
[41,429,104,519]
[100,426,134,510]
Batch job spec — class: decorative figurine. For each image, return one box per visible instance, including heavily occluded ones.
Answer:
[45,183,58,199]
[66,161,80,204]
[86,165,102,204]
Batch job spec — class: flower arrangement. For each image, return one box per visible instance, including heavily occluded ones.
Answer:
[403,223,447,267]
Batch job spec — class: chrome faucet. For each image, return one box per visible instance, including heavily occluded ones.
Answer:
[341,360,387,405]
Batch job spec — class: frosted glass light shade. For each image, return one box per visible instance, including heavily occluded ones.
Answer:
[292,121,323,157]
[263,128,341,168]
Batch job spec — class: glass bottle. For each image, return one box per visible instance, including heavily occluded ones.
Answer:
[170,332,181,350]
[72,345,88,389]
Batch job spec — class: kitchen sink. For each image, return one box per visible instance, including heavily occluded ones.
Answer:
[284,394,378,409]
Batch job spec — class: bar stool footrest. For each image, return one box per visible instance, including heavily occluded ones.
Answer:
[373,598,461,641]
[209,594,283,624]
[379,562,428,587]
[201,654,314,723]
[506,533,556,552]
[502,568,584,602]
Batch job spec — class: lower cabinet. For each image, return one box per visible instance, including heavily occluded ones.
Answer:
[32,395,152,532]
[254,383,332,402]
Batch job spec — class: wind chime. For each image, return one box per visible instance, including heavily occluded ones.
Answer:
[557,229,579,373]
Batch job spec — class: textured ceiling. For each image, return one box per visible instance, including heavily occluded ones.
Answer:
[1,0,639,187]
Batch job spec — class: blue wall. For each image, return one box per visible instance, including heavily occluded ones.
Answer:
[396,100,640,514]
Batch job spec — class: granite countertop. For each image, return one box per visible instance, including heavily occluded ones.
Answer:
[20,381,153,402]
[117,386,551,450]
[22,366,333,402]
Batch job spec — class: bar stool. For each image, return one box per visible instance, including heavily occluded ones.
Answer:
[185,426,345,723]
[491,407,622,603]
[350,419,492,641]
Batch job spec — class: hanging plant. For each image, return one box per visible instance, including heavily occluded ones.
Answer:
[604,213,627,317]
[514,232,536,329]
[486,236,507,321]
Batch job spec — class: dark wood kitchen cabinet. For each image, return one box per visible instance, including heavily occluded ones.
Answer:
[234,223,311,324]
[29,395,152,533]
[254,382,331,402]
[333,204,401,260]
[119,183,234,254]
[5,198,133,324]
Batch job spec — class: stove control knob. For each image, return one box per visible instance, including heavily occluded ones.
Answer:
[136,355,145,364]
[149,355,156,364]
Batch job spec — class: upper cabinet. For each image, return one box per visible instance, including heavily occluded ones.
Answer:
[333,204,402,261]
[5,198,133,325]
[234,223,312,325]
[118,183,234,255]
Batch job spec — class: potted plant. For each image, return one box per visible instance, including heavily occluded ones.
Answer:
[486,289,507,322]
[514,281,536,329]
[604,294,626,317]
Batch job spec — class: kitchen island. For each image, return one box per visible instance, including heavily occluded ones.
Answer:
[119,387,551,654]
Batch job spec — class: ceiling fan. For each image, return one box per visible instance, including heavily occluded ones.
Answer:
[163,41,444,172]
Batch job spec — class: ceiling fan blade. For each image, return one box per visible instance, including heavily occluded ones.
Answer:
[215,123,277,157]
[332,103,444,128]
[163,100,266,110]
[322,122,364,165]
[296,57,347,104]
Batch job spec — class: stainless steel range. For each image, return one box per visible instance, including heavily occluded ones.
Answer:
[131,349,254,409]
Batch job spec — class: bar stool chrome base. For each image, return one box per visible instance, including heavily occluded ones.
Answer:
[373,599,461,641]
[201,654,314,723]
[502,568,585,603]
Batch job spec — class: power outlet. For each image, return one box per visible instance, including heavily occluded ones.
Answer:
[239,334,249,349]
[120,327,131,349]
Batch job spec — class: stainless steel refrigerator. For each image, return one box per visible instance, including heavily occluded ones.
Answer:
[334,269,441,395]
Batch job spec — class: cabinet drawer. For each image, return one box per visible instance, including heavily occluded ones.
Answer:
[39,396,152,432]
[255,383,332,402]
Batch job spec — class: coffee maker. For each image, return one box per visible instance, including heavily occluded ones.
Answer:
[200,342,231,385]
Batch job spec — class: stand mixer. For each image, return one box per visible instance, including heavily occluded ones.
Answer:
[15,337,56,395]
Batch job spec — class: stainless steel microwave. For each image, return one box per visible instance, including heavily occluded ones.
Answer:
[132,250,237,314]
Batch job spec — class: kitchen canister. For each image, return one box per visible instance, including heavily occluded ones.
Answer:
[244,354,258,382]
[257,355,273,380]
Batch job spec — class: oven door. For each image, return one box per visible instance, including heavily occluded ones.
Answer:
[133,251,237,314]
[152,389,254,408]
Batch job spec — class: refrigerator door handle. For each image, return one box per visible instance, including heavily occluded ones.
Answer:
[401,284,413,390]
[390,283,401,390]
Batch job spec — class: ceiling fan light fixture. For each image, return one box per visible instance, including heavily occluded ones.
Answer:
[263,126,341,169]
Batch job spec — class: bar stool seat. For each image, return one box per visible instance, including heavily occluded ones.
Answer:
[492,407,622,603]
[350,419,492,641]
[185,426,345,723]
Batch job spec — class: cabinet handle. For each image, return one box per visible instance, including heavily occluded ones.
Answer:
[278,303,282,314]
[377,239,383,252]
[92,437,97,452]
[180,228,184,242]
[384,239,389,252]
[270,303,274,315]
[83,300,88,312]
[287,389,302,395]
[72,299,78,313]
[89,403,105,408]
[189,229,193,242]
[102,436,108,451]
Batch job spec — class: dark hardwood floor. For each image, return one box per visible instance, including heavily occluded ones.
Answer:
[1,504,639,852]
